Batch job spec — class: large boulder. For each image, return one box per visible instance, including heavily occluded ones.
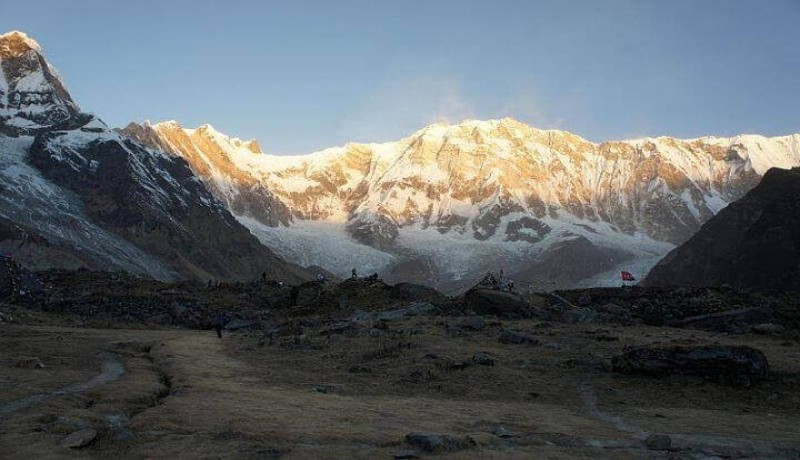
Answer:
[59,428,97,449]
[613,345,769,386]
[463,288,533,319]
[499,329,539,345]
[404,433,471,454]
[677,307,773,334]
[391,283,448,304]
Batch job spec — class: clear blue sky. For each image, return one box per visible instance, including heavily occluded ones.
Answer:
[4,0,799,154]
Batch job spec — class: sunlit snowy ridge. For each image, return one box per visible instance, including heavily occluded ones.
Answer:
[122,117,800,291]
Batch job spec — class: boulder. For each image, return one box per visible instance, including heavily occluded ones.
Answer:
[612,345,769,386]
[751,323,785,335]
[491,426,515,438]
[404,433,471,453]
[463,288,533,319]
[59,428,97,449]
[644,434,672,450]
[448,316,486,332]
[391,283,448,304]
[472,352,495,366]
[12,356,45,369]
[499,330,539,345]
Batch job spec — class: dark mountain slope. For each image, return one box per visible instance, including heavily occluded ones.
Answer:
[644,167,800,293]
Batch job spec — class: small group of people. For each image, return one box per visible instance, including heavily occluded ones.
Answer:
[350,268,380,282]
[482,269,515,292]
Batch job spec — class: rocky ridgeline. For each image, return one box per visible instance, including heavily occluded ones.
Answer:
[3,263,797,339]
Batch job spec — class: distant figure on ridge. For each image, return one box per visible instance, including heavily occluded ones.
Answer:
[351,268,358,280]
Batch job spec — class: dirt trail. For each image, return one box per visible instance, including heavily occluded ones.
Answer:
[0,352,124,418]
[579,382,800,458]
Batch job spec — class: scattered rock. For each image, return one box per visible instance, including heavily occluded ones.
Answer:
[446,360,471,371]
[59,428,97,449]
[12,356,44,369]
[404,432,470,453]
[613,345,769,386]
[325,321,354,335]
[499,330,539,345]
[491,426,515,438]
[448,316,486,332]
[52,416,89,434]
[348,366,372,373]
[472,352,495,366]
[405,433,446,453]
[751,323,785,335]
[393,450,419,459]
[314,386,329,394]
[594,335,619,342]
[644,433,672,450]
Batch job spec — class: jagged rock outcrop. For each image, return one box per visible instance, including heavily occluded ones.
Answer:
[644,167,800,293]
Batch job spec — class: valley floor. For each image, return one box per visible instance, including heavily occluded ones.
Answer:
[1,314,799,459]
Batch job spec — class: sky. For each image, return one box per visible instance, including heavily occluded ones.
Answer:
[3,0,799,154]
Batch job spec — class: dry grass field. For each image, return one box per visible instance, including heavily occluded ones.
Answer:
[1,308,799,458]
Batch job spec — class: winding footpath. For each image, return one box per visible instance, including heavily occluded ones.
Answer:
[0,352,124,419]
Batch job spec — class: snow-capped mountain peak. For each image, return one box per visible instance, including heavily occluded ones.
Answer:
[0,31,311,283]
[0,30,43,56]
[0,30,79,132]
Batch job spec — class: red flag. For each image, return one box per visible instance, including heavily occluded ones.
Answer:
[621,271,636,281]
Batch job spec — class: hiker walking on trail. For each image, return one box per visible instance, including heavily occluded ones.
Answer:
[214,312,231,339]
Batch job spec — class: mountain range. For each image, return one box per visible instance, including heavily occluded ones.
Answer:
[2,30,800,289]
[122,118,799,291]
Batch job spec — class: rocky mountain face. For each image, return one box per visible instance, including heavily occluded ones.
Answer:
[0,31,309,283]
[122,117,800,291]
[120,121,292,227]
[644,167,800,293]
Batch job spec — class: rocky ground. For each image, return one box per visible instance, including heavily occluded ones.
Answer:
[1,267,799,458]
